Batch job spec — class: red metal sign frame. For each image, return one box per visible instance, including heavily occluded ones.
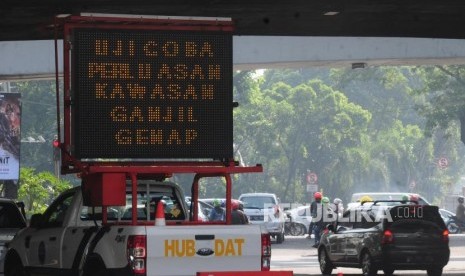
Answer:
[55,14,236,175]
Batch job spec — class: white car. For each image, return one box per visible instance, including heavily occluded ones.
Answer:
[186,198,214,221]
[285,205,312,234]
[238,193,286,243]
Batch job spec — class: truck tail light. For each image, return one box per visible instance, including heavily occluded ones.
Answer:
[382,229,394,245]
[261,233,271,271]
[127,235,147,275]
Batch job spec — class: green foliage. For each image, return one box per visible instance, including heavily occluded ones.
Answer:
[15,81,58,172]
[12,65,465,209]
[411,65,465,136]
[15,80,78,185]
[18,167,72,216]
[233,66,465,205]
[234,72,371,203]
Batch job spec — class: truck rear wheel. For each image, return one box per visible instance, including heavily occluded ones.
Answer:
[6,264,27,276]
[83,256,109,276]
[5,252,28,276]
[427,267,443,276]
[84,265,108,276]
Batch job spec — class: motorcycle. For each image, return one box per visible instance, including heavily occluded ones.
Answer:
[284,212,308,236]
[446,215,465,234]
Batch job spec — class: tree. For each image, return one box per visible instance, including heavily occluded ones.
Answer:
[412,65,465,138]
[234,73,372,203]
[409,65,465,198]
[15,80,58,172]
[17,167,72,216]
[233,66,465,205]
[330,66,462,200]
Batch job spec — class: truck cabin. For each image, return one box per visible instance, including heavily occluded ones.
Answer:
[80,166,262,225]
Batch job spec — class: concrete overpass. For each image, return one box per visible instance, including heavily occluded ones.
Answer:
[2,36,465,81]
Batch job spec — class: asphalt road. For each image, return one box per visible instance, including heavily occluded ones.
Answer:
[270,234,465,276]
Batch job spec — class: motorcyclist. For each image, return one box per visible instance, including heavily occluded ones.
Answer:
[410,194,420,204]
[333,198,344,216]
[309,192,322,247]
[359,195,374,205]
[401,194,409,203]
[333,198,344,219]
[231,199,249,224]
[209,199,225,221]
[322,196,330,205]
[456,196,465,223]
[321,196,336,227]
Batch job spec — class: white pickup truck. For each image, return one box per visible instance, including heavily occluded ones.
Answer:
[4,178,271,276]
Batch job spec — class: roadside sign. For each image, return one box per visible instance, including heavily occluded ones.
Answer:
[409,180,416,190]
[306,172,318,184]
[61,15,235,165]
[438,157,448,169]
[306,184,318,193]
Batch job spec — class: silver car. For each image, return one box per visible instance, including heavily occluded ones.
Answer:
[238,193,286,243]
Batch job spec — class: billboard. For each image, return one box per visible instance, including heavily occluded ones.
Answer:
[71,28,233,160]
[0,93,21,180]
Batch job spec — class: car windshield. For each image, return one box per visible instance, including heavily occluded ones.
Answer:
[241,196,276,209]
[80,187,185,221]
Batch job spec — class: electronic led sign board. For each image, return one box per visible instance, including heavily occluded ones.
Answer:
[71,28,233,160]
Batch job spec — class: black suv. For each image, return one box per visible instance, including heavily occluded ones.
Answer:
[318,201,450,276]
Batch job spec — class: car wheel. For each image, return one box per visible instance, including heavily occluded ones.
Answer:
[318,247,333,275]
[288,223,297,236]
[383,268,394,276]
[361,251,377,276]
[447,222,460,234]
[297,224,307,236]
[83,257,109,276]
[289,223,300,236]
[427,267,443,276]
